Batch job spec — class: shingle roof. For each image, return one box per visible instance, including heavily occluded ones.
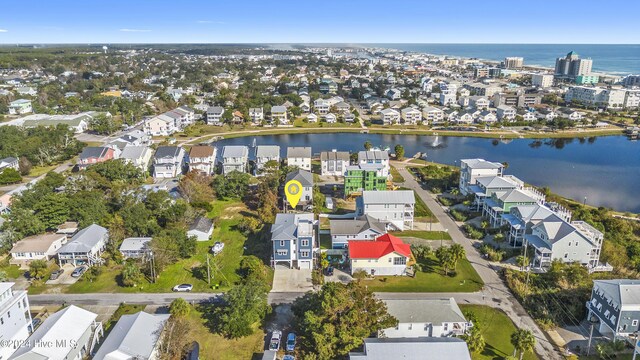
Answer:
[271,213,314,241]
[358,150,389,161]
[382,298,467,324]
[329,215,386,236]
[10,233,66,253]
[189,216,213,233]
[362,190,415,205]
[320,151,350,162]
[593,280,640,307]
[285,169,314,187]
[154,146,183,159]
[222,145,248,158]
[287,147,311,158]
[120,146,150,161]
[79,147,110,160]
[189,145,214,158]
[256,145,280,158]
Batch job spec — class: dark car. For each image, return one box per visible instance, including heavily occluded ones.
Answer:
[71,266,88,278]
[286,333,296,352]
[324,266,334,276]
[49,269,64,281]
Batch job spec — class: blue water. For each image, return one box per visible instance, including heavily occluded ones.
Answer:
[367,44,640,75]
[214,134,640,213]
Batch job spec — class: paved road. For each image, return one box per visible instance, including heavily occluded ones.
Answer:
[29,292,223,306]
[392,161,563,360]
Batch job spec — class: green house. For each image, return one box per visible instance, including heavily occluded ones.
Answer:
[344,165,387,197]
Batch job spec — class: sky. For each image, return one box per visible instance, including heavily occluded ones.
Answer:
[0,0,638,44]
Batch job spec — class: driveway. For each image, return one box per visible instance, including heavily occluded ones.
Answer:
[45,264,80,285]
[271,267,313,293]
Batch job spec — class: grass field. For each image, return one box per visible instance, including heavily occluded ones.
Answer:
[365,255,483,292]
[460,305,539,360]
[58,200,272,294]
[395,230,452,241]
[398,187,436,221]
[390,166,405,183]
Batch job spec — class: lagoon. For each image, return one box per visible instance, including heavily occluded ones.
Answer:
[213,133,640,213]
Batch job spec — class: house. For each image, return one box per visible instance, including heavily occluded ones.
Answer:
[15,87,37,96]
[249,107,264,124]
[57,221,79,236]
[306,113,318,123]
[496,105,517,121]
[0,157,19,172]
[286,146,312,171]
[380,108,400,125]
[324,113,337,123]
[221,145,249,174]
[422,106,444,124]
[77,147,115,169]
[9,305,103,360]
[334,101,351,113]
[467,175,522,211]
[469,96,490,110]
[300,102,310,113]
[558,107,584,121]
[8,99,32,115]
[475,110,497,123]
[587,280,640,340]
[92,312,170,360]
[458,159,504,196]
[20,113,96,133]
[385,88,402,100]
[381,298,471,338]
[358,151,390,177]
[10,233,67,268]
[143,107,194,135]
[320,150,350,176]
[152,146,185,178]
[329,215,386,249]
[188,145,217,175]
[536,108,558,121]
[255,145,280,174]
[456,111,474,124]
[284,169,313,208]
[344,164,388,197]
[401,108,422,125]
[349,338,471,360]
[526,215,603,269]
[271,106,288,124]
[345,112,356,123]
[502,204,567,246]
[206,106,225,125]
[319,79,338,94]
[57,224,108,266]
[349,234,411,276]
[314,99,330,115]
[356,190,415,231]
[187,216,214,241]
[271,213,317,270]
[0,282,32,360]
[483,188,543,227]
[119,237,152,259]
[120,145,153,172]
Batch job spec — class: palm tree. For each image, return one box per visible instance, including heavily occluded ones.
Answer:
[510,329,536,360]
[449,244,466,271]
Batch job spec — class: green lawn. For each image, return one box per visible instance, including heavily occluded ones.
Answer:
[460,305,539,360]
[0,261,25,279]
[28,164,58,177]
[62,200,272,294]
[398,187,435,220]
[390,166,405,183]
[365,255,483,292]
[395,230,452,240]
[104,304,146,332]
[319,233,332,250]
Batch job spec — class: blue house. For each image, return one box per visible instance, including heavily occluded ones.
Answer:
[271,213,317,270]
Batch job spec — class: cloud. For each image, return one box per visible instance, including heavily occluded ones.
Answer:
[0,29,8,33]
[119,28,151,32]
[196,20,226,24]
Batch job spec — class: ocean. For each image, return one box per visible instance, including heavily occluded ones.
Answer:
[367,44,640,75]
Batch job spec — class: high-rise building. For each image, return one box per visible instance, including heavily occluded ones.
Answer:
[503,57,524,69]
[555,51,593,78]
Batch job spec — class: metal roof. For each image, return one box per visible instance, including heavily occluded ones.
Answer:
[92,312,170,360]
[362,190,415,205]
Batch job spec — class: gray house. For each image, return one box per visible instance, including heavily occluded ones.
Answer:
[271,213,316,270]
[588,280,640,340]
[284,169,313,209]
[119,237,152,259]
[320,150,350,176]
[187,216,214,241]
[356,190,415,231]
[206,106,224,125]
[57,224,108,266]
[152,146,185,179]
[255,145,280,174]
[92,312,170,360]
[221,146,249,175]
[329,215,386,249]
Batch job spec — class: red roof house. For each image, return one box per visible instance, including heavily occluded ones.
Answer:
[348,234,412,276]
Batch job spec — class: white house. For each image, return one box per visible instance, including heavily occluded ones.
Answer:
[206,106,225,125]
[120,145,153,172]
[458,158,504,196]
[9,233,67,269]
[0,282,32,360]
[320,150,350,176]
[329,215,386,249]
[221,146,249,174]
[92,312,170,360]
[8,99,32,115]
[496,105,517,121]
[0,157,19,172]
[119,237,152,259]
[188,145,217,175]
[379,108,400,125]
[187,216,214,241]
[284,169,314,208]
[381,298,471,338]
[324,113,337,123]
[9,305,103,360]
[358,151,390,177]
[401,108,422,125]
[314,99,330,115]
[356,190,415,231]
[349,338,471,360]
[255,145,280,174]
[152,146,185,179]
[348,234,412,276]
[249,107,264,124]
[422,106,444,124]
[57,224,108,267]
[271,105,288,124]
[286,147,312,171]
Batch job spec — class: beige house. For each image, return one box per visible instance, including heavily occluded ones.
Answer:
[348,234,412,276]
[10,233,67,268]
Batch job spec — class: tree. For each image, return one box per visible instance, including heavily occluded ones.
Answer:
[435,246,456,276]
[90,113,120,135]
[32,192,70,229]
[312,185,325,215]
[394,144,405,160]
[120,261,143,287]
[178,171,214,207]
[169,298,191,318]
[363,140,373,151]
[511,329,536,360]
[219,278,270,338]
[18,157,32,176]
[0,168,22,185]
[449,243,466,271]
[212,171,250,199]
[292,281,397,360]
[28,260,49,280]
[463,326,486,353]
[90,159,144,183]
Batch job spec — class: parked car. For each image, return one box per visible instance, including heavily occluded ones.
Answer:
[172,283,193,292]
[324,266,334,276]
[286,333,296,352]
[269,330,282,351]
[283,356,295,360]
[71,266,88,278]
[49,269,64,280]
[210,242,225,255]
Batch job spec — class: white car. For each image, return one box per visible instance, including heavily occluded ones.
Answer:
[269,330,282,351]
[172,284,193,292]
[211,242,225,255]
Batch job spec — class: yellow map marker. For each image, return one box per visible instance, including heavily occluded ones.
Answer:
[285,179,303,209]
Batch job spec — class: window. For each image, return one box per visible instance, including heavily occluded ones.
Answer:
[276,250,288,256]
[408,324,413,330]
[633,320,638,327]
[564,253,568,259]
[280,241,285,247]
[604,310,610,319]
[394,257,407,265]
[301,240,309,247]
[611,315,617,324]
[300,251,309,258]
[7,311,10,318]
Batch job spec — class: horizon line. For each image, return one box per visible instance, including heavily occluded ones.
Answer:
[0,42,639,46]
